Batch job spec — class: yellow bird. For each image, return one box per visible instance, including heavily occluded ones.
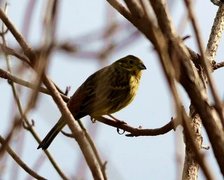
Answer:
[38,55,146,149]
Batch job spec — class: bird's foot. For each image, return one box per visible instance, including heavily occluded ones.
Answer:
[90,117,97,123]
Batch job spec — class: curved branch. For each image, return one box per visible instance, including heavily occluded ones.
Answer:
[95,116,175,137]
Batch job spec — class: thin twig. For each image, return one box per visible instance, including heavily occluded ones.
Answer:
[22,0,37,39]
[0,136,46,180]
[0,68,69,102]
[5,65,69,180]
[0,16,25,178]
[0,44,30,64]
[213,61,224,70]
[25,154,46,180]
[77,120,107,179]
[0,117,21,158]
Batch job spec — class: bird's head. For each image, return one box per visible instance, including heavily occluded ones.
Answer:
[114,55,146,73]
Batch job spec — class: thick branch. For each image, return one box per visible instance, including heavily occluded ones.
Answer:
[184,0,224,132]
[107,0,224,177]
[206,3,224,63]
[182,108,214,180]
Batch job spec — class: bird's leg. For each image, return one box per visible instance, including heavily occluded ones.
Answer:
[108,114,127,124]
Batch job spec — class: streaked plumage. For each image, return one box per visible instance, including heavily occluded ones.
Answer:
[38,55,146,149]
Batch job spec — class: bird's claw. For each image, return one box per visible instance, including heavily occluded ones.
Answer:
[90,117,97,123]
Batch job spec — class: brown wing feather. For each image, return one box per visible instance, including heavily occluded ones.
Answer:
[67,67,107,119]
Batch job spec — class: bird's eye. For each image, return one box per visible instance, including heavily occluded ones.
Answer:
[129,60,134,64]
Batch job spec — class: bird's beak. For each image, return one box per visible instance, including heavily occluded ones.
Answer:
[138,63,147,70]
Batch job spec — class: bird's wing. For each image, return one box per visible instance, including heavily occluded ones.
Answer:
[107,85,132,112]
[67,68,104,119]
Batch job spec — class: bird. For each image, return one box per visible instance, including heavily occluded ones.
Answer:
[38,55,146,149]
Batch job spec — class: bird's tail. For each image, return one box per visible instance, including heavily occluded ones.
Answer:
[37,117,66,150]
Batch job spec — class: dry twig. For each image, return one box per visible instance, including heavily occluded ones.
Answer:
[0,136,46,180]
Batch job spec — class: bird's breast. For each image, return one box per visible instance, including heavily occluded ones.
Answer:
[129,75,140,99]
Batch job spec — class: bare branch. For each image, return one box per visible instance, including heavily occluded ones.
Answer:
[184,0,224,132]
[124,0,144,18]
[0,9,105,179]
[107,0,224,178]
[63,116,175,137]
[0,117,21,158]
[98,116,175,137]
[213,61,224,70]
[0,16,68,178]
[206,3,224,63]
[0,44,30,64]
[182,107,215,180]
[0,136,46,180]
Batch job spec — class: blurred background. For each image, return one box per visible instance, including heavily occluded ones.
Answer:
[0,0,224,179]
